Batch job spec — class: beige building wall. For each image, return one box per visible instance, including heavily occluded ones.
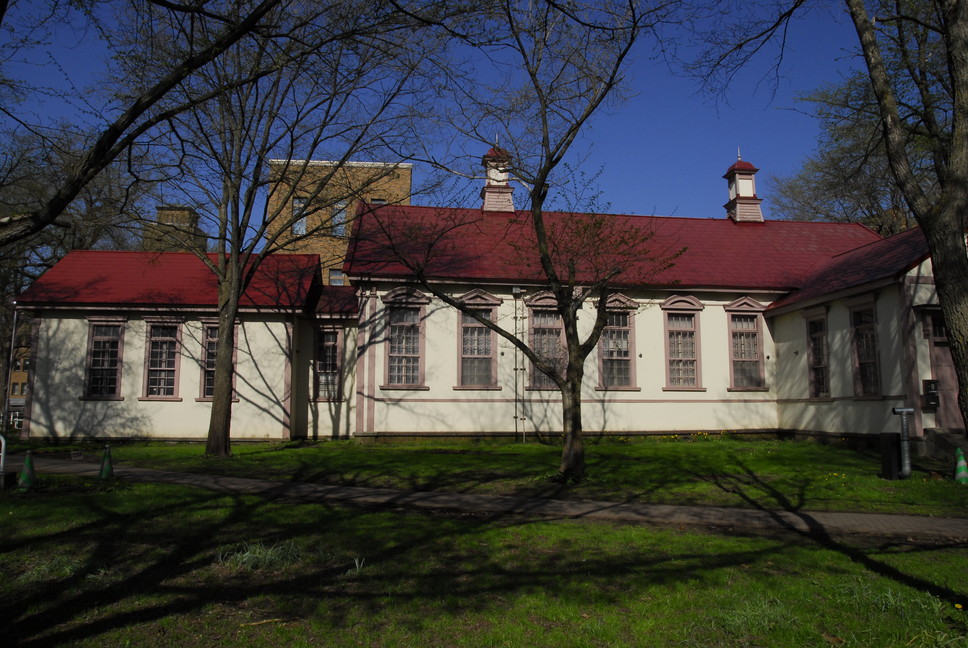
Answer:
[773,278,931,436]
[266,161,412,284]
[353,284,781,437]
[24,311,353,441]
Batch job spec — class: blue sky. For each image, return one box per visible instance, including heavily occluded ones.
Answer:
[565,6,863,220]
[8,3,864,223]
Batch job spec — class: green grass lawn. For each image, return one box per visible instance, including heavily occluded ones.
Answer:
[69,435,968,517]
[2,475,967,648]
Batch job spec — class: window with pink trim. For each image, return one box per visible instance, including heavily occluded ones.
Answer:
[661,295,703,390]
[807,316,830,398]
[382,288,430,389]
[599,310,634,388]
[851,306,881,396]
[315,328,342,400]
[388,306,421,385]
[460,309,496,387]
[143,323,181,398]
[199,324,237,400]
[530,309,564,389]
[729,314,765,389]
[85,322,124,399]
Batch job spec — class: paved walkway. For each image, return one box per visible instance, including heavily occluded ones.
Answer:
[5,454,968,540]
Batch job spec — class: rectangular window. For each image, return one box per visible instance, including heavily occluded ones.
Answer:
[145,324,179,398]
[316,329,341,400]
[852,307,881,396]
[201,325,219,399]
[460,309,494,387]
[388,306,421,385]
[292,197,307,236]
[600,311,632,388]
[328,269,346,286]
[667,313,698,388]
[531,310,563,389]
[332,200,348,236]
[730,314,764,389]
[86,323,123,398]
[807,318,829,398]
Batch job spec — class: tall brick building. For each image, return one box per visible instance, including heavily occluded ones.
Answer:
[265,160,412,285]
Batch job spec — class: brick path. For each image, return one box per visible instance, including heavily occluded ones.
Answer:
[6,455,968,540]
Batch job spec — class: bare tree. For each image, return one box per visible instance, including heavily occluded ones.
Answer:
[365,0,683,481]
[0,0,287,248]
[696,0,968,430]
[769,75,923,235]
[151,0,451,457]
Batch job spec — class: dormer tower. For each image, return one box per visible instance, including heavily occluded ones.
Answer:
[480,147,515,212]
[723,152,764,223]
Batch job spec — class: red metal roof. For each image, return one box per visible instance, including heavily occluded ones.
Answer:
[316,285,359,316]
[767,227,930,311]
[18,251,321,311]
[345,205,883,292]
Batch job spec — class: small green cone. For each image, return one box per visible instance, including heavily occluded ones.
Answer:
[18,450,35,489]
[98,444,113,480]
[955,448,968,485]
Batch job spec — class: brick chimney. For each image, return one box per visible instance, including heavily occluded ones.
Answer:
[723,151,764,223]
[480,147,515,212]
[142,205,207,252]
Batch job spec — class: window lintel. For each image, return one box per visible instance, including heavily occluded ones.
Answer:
[660,295,703,311]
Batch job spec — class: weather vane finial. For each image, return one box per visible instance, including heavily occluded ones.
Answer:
[737,147,742,161]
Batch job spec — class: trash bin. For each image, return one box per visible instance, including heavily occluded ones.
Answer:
[880,432,901,480]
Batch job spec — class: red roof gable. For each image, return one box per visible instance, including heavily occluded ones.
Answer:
[18,251,321,311]
[316,285,359,317]
[767,227,930,311]
[345,205,882,292]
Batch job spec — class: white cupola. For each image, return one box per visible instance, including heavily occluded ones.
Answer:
[723,151,764,223]
[480,146,515,212]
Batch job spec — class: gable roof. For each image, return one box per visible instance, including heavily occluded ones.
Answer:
[767,227,930,312]
[345,205,883,292]
[17,251,322,311]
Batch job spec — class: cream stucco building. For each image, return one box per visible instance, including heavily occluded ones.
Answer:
[13,155,965,442]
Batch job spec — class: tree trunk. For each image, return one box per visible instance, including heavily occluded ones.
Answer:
[923,208,968,431]
[557,365,586,482]
[205,278,241,458]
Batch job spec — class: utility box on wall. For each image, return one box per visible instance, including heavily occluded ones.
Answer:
[923,379,940,409]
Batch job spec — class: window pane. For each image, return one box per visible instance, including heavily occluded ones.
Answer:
[388,307,420,384]
[316,330,340,399]
[87,325,121,397]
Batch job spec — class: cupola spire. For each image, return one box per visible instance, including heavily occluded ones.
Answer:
[480,146,515,212]
[723,151,764,223]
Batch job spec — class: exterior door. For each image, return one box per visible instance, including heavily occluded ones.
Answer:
[927,313,965,430]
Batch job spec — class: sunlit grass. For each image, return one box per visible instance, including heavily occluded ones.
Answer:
[2,477,967,647]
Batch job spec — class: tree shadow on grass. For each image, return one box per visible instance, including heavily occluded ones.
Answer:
[1,479,799,647]
[702,458,968,608]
